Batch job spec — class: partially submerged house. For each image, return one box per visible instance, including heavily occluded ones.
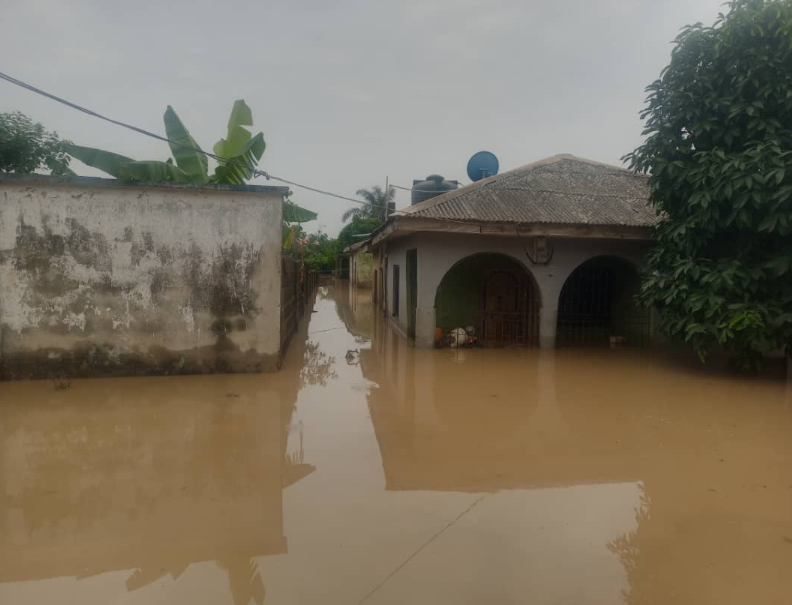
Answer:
[367,154,658,348]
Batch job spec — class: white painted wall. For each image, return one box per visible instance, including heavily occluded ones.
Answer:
[0,175,286,378]
[383,231,650,348]
[383,239,411,337]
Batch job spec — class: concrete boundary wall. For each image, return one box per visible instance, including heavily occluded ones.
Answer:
[0,175,288,380]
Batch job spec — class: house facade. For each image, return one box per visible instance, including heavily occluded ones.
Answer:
[368,155,658,349]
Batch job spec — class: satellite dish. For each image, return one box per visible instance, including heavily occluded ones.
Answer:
[467,151,499,182]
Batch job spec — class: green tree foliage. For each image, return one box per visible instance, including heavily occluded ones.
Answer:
[625,0,792,368]
[303,231,337,270]
[67,100,265,185]
[0,112,74,175]
[282,224,336,271]
[337,215,382,252]
[282,222,305,255]
[342,185,395,222]
[282,197,318,252]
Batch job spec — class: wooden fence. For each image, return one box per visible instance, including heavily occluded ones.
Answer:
[280,258,319,356]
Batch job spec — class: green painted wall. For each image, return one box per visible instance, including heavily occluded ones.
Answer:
[434,254,526,332]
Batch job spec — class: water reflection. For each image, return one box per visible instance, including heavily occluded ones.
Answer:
[0,322,315,605]
[335,282,373,343]
[0,280,790,605]
[357,285,792,604]
[300,341,337,387]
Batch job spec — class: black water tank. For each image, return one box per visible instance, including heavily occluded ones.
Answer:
[411,174,459,206]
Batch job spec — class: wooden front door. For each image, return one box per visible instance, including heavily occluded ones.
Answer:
[486,271,518,313]
[482,271,519,345]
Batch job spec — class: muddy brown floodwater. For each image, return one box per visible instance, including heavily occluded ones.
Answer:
[1,280,791,605]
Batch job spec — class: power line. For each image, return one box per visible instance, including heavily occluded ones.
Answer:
[3,74,621,237]
[0,71,489,227]
[0,70,393,211]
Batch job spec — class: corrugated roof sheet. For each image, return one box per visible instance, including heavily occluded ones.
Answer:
[401,155,658,227]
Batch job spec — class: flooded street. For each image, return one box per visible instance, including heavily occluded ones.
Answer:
[1,280,791,605]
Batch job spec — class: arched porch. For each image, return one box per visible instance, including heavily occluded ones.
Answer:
[434,253,540,347]
[556,256,649,347]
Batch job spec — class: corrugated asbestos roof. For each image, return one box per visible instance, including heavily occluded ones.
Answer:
[401,155,658,227]
[344,239,369,253]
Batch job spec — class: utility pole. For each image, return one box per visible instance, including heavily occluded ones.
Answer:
[384,176,389,221]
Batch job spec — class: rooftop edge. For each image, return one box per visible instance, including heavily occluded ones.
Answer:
[0,172,290,195]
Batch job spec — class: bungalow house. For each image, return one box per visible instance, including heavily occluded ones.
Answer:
[367,154,659,348]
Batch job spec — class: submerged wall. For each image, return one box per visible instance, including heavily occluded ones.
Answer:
[0,175,288,379]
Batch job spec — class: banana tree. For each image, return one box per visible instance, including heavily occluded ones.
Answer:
[282,198,317,250]
[67,100,318,225]
[67,100,266,185]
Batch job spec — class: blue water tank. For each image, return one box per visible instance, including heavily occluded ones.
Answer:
[411,174,459,206]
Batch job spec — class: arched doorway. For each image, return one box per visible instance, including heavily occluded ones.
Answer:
[556,256,649,346]
[435,253,540,347]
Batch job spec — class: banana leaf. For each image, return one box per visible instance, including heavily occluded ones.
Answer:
[67,144,135,178]
[282,225,296,250]
[163,106,208,180]
[284,200,317,223]
[68,99,269,186]
[214,100,253,158]
[119,160,197,183]
[212,100,266,185]
[212,133,265,184]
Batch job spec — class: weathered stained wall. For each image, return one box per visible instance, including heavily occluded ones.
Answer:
[0,175,287,379]
[352,251,373,288]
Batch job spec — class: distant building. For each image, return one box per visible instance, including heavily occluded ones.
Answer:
[343,239,374,289]
[367,155,658,348]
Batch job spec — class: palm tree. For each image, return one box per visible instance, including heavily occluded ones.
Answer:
[342,185,395,222]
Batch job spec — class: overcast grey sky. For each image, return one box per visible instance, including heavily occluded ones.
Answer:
[1,0,724,236]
